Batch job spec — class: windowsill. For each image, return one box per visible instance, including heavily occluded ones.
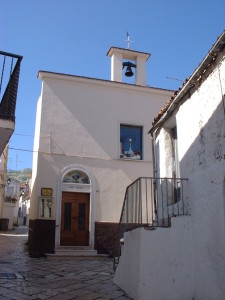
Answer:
[119,158,145,162]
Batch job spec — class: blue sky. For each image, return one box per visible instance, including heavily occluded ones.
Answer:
[1,0,225,170]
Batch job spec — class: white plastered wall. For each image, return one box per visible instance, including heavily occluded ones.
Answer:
[30,73,172,245]
[114,217,194,300]
[174,56,225,299]
[30,91,42,220]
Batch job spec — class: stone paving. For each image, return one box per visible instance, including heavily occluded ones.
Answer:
[0,226,131,300]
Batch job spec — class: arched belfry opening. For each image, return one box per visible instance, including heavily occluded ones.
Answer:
[107,45,150,86]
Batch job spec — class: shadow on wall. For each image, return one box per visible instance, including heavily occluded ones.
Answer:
[45,79,165,161]
[166,97,225,292]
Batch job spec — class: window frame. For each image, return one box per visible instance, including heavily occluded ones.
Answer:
[120,123,143,161]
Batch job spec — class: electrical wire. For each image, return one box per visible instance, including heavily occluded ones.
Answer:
[13,133,34,137]
[8,147,152,163]
[9,147,34,153]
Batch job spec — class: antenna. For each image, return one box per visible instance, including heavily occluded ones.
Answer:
[16,153,23,170]
[8,157,12,170]
[124,32,133,49]
[166,76,183,82]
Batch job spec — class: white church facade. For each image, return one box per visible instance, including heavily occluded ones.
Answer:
[28,46,173,257]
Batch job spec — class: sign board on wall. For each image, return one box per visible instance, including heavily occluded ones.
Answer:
[62,183,91,193]
[41,188,53,197]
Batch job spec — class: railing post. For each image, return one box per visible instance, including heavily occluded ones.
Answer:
[172,178,175,216]
[160,178,164,226]
[139,178,142,223]
[153,179,157,216]
[145,178,148,224]
[126,193,129,224]
[150,178,153,225]
[181,180,185,215]
[131,184,133,223]
[0,56,6,96]
[135,180,138,223]
[166,178,169,219]
[177,179,180,215]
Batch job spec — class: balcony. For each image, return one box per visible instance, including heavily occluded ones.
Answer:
[0,51,23,155]
[114,176,188,267]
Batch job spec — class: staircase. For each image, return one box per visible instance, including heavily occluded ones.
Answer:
[46,246,108,260]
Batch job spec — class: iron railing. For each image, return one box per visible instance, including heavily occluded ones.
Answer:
[0,51,23,121]
[116,177,188,260]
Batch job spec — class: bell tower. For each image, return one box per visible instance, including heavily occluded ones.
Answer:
[107,47,150,86]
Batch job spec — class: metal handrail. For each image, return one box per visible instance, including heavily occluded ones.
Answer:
[0,51,23,121]
[114,176,188,268]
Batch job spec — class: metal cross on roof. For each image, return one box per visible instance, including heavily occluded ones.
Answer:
[125,32,133,49]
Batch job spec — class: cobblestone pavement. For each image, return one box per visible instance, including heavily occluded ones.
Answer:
[0,226,131,300]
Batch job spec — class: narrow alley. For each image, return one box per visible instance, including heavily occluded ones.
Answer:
[0,226,131,300]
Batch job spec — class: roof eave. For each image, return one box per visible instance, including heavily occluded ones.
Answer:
[149,30,225,135]
[38,70,173,94]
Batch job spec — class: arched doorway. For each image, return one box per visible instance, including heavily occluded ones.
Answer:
[58,167,95,247]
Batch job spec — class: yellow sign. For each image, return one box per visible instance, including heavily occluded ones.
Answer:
[41,188,53,197]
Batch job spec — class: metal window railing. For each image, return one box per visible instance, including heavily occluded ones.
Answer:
[114,177,188,266]
[0,51,23,121]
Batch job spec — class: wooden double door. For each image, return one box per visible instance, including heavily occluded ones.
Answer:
[60,192,90,246]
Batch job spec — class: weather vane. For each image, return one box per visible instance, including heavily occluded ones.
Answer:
[125,32,133,49]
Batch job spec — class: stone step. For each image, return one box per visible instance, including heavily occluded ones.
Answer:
[55,245,93,251]
[55,250,98,256]
[46,246,109,260]
[46,253,109,260]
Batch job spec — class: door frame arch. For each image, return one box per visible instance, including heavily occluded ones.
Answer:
[56,165,95,248]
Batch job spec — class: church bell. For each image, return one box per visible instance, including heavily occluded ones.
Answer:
[122,61,136,77]
[125,65,134,77]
